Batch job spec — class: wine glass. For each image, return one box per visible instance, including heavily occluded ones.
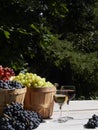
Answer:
[53,89,68,123]
[61,85,76,120]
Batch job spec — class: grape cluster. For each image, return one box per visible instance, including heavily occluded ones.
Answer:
[84,114,98,129]
[13,72,54,88]
[0,65,15,81]
[0,80,24,89]
[0,102,43,130]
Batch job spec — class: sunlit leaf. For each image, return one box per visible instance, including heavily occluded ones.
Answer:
[4,31,10,39]
[30,24,40,33]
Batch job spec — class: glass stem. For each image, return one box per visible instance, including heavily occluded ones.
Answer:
[67,104,69,117]
[59,104,62,118]
[66,101,70,118]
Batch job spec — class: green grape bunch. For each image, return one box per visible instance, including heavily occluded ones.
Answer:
[12,72,54,88]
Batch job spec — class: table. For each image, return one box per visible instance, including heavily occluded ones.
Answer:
[36,100,98,130]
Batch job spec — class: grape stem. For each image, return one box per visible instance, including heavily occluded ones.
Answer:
[4,114,11,119]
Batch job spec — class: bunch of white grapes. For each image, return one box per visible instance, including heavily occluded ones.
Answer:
[12,72,54,88]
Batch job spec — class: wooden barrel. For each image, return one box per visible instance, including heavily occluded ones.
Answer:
[0,87,27,114]
[24,86,56,119]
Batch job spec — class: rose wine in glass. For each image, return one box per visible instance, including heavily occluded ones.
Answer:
[61,85,76,120]
[54,90,68,123]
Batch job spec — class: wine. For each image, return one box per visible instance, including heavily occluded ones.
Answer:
[54,94,66,104]
[66,89,75,100]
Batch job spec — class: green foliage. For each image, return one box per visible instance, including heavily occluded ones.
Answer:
[0,0,68,72]
[94,2,98,29]
[0,0,41,72]
[40,38,98,98]
[45,1,68,17]
[66,32,96,52]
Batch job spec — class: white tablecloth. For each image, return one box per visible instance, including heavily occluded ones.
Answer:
[36,100,98,130]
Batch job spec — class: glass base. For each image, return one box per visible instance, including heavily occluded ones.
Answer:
[53,117,68,123]
[66,116,74,120]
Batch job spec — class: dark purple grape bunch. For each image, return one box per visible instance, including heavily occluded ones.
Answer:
[0,102,43,130]
[0,80,24,89]
[84,114,98,129]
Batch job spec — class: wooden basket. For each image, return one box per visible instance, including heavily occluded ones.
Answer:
[24,86,56,119]
[0,87,27,114]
